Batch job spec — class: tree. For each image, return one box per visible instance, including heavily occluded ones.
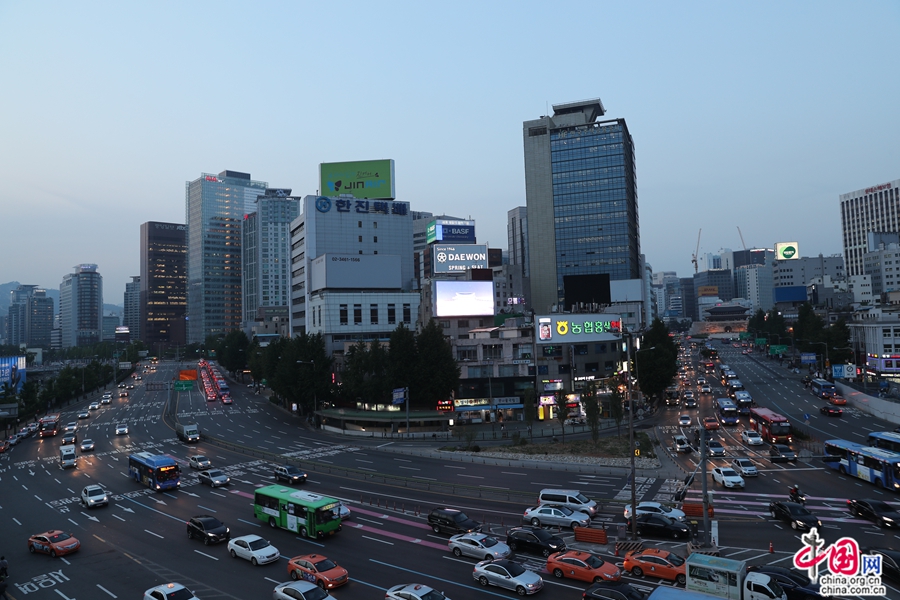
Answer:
[634,318,678,403]
[608,387,625,437]
[219,330,250,377]
[827,319,852,365]
[523,388,536,439]
[388,324,417,394]
[412,320,460,408]
[583,382,601,442]
[553,389,568,442]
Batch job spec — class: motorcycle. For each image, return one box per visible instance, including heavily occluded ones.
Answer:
[789,488,807,505]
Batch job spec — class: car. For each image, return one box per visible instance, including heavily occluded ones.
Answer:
[847,498,900,528]
[286,553,349,589]
[143,582,200,600]
[115,423,128,435]
[506,526,566,557]
[862,547,900,582]
[829,395,847,405]
[7,435,18,446]
[101,396,111,404]
[448,532,511,561]
[768,501,822,531]
[186,515,230,545]
[118,383,125,388]
[64,422,77,433]
[741,430,764,446]
[731,458,758,477]
[119,391,128,398]
[522,504,590,529]
[682,391,695,401]
[703,416,719,430]
[546,550,621,583]
[227,534,280,565]
[221,395,233,405]
[89,401,101,410]
[622,548,686,584]
[583,582,647,600]
[198,469,230,487]
[0,440,9,453]
[80,438,95,452]
[189,455,211,469]
[128,384,135,389]
[272,580,332,600]
[697,377,706,385]
[385,583,449,600]
[820,405,843,417]
[473,558,543,595]
[335,502,351,520]
[81,484,109,508]
[274,464,307,484]
[102,391,112,399]
[682,396,698,408]
[61,432,77,445]
[706,439,725,457]
[678,415,691,426]
[28,530,81,557]
[712,467,745,488]
[623,502,686,521]
[626,513,691,539]
[77,411,90,420]
[428,507,482,535]
[747,565,825,600]
[135,375,142,380]
[673,435,691,453]
[769,444,797,462]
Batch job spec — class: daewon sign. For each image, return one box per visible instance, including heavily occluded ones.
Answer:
[534,314,622,345]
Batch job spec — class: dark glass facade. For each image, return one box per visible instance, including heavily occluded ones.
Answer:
[141,222,187,352]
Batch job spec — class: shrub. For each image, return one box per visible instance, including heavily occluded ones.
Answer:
[471,444,481,452]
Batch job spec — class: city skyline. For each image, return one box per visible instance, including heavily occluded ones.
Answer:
[1,2,897,300]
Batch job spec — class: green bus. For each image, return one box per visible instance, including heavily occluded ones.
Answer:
[253,486,342,539]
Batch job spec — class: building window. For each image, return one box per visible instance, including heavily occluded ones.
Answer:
[374,236,377,243]
[339,304,348,325]
[440,320,451,328]
[373,221,377,229]
[370,304,378,325]
[574,344,588,355]
[387,304,396,324]
[353,304,362,325]
[457,320,469,328]
[457,347,477,361]
[358,221,362,228]
[483,344,503,360]
[499,365,518,377]
[358,235,362,242]
[403,303,411,323]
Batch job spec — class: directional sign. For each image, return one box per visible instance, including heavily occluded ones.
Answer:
[392,387,406,405]
[174,381,193,391]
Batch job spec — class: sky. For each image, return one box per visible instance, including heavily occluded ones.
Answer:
[1,1,898,303]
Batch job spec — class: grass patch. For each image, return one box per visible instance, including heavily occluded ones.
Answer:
[489,432,656,459]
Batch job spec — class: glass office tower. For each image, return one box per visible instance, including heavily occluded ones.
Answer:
[140,222,187,351]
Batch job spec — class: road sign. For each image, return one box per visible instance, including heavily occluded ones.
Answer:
[392,387,407,405]
[769,345,788,355]
[801,353,817,365]
[174,381,193,391]
[832,364,854,379]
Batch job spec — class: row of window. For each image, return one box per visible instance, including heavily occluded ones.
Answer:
[338,303,412,326]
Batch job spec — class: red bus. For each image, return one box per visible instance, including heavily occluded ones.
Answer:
[749,407,792,444]
[39,413,61,437]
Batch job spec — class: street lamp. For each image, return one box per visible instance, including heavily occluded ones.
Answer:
[297,360,316,425]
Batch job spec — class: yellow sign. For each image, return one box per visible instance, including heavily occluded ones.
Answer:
[698,286,719,297]
[556,321,569,336]
[635,449,641,457]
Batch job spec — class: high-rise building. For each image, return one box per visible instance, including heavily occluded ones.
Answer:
[123,276,141,339]
[242,188,301,331]
[59,264,103,348]
[734,263,774,314]
[6,285,53,348]
[524,99,640,313]
[507,206,530,310]
[186,171,268,343]
[140,221,187,353]
[102,314,119,341]
[840,179,900,277]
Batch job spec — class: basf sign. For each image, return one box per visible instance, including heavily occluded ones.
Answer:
[319,159,396,200]
[432,244,488,273]
[535,315,622,345]
[426,219,476,244]
[775,242,800,260]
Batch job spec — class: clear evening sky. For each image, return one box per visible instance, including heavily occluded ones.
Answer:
[1,1,897,301]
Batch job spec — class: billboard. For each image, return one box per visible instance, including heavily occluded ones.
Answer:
[698,286,719,297]
[319,159,395,200]
[534,314,622,345]
[775,242,799,260]
[434,280,494,317]
[426,219,476,244]
[309,253,401,291]
[0,356,26,394]
[432,244,488,273]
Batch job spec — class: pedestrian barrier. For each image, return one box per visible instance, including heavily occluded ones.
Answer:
[614,540,643,555]
[681,503,714,518]
[573,526,607,545]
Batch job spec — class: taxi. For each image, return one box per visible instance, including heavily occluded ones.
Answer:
[287,554,349,589]
[829,395,847,406]
[28,530,81,557]
[623,548,685,584]
[702,416,720,430]
[546,550,621,583]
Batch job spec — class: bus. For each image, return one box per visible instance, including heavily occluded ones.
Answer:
[823,439,900,491]
[810,378,836,399]
[715,398,739,425]
[718,364,731,378]
[128,452,181,491]
[867,431,900,453]
[748,407,792,443]
[39,413,61,437]
[726,379,745,398]
[253,486,342,539]
[665,384,681,406]
[733,391,753,414]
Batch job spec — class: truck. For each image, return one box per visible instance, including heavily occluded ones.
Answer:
[684,554,786,600]
[40,413,62,438]
[175,422,200,443]
[60,445,77,469]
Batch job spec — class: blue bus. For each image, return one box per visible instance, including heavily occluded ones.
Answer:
[733,391,753,414]
[823,439,900,491]
[810,378,836,399]
[129,452,181,491]
[867,431,900,453]
[715,398,739,425]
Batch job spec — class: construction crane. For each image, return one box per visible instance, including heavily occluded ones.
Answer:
[737,226,748,252]
[691,228,702,273]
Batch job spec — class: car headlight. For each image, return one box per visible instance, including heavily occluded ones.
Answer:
[604,572,616,579]
[884,517,894,522]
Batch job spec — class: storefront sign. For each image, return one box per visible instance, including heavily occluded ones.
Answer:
[535,314,621,345]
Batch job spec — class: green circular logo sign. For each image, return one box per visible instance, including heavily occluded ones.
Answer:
[781,245,797,259]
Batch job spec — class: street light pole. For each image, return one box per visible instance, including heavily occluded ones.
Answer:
[625,333,637,540]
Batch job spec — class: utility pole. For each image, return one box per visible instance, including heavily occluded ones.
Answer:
[626,333,637,540]
[701,427,711,547]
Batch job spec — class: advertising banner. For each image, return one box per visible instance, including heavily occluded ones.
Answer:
[434,281,494,317]
[0,356,26,394]
[775,241,800,260]
[309,253,401,291]
[118,362,132,369]
[534,315,622,345]
[697,286,719,297]
[432,244,488,273]
[426,219,476,244]
[319,159,395,199]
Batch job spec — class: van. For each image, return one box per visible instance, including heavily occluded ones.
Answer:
[538,489,597,517]
[427,507,482,535]
[60,446,77,469]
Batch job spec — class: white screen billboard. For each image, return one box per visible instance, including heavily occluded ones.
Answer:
[310,254,401,291]
[434,280,494,317]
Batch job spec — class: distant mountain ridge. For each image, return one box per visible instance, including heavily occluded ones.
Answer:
[0,281,122,317]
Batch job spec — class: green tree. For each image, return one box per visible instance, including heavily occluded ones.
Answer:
[412,320,460,408]
[583,382,601,442]
[608,387,625,437]
[634,319,678,403]
[523,387,536,440]
[553,389,568,442]
[388,324,417,393]
[341,340,370,404]
[827,319,852,365]
[219,330,250,377]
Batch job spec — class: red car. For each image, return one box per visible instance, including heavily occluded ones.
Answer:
[623,548,686,584]
[28,530,81,557]
[287,554,349,589]
[702,417,720,430]
[546,550,621,583]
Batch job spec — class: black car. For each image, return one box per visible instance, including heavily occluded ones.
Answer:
[626,513,690,540]
[819,405,842,417]
[186,515,230,545]
[747,565,824,600]
[769,444,797,462]
[428,507,481,535]
[848,498,900,528]
[768,502,822,531]
[583,582,646,600]
[61,432,77,445]
[862,547,900,581]
[506,526,566,557]
[273,465,307,484]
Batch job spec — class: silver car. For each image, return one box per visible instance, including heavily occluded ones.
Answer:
[198,469,230,487]
[448,533,511,561]
[522,505,590,529]
[473,559,543,595]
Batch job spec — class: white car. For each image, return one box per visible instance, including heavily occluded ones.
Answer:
[712,467,745,488]
[741,430,764,446]
[227,534,280,565]
[272,581,330,600]
[115,423,129,435]
[81,485,109,508]
[731,458,758,477]
[198,469,230,487]
[102,392,112,400]
[80,438,95,452]
[623,501,686,521]
[101,396,111,405]
[386,584,449,600]
[678,415,691,426]
[143,582,199,600]
[700,384,712,393]
[189,455,211,469]
[673,435,691,453]
[89,401,101,410]
[335,502,351,520]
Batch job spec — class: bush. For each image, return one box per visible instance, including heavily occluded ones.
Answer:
[518,437,529,446]
[471,444,481,452]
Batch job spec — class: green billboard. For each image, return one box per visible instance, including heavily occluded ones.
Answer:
[319,159,395,200]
